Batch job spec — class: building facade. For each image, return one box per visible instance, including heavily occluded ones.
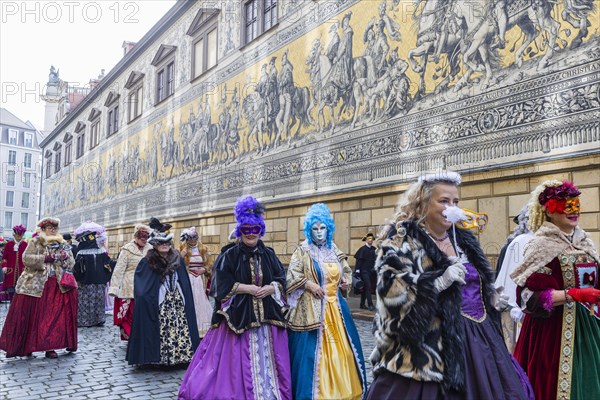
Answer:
[39,0,600,263]
[0,108,43,237]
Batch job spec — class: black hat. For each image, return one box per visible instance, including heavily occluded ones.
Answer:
[362,232,375,241]
[63,233,72,241]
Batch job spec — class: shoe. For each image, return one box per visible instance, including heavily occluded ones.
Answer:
[25,353,33,357]
[66,348,76,353]
[45,350,58,359]
[359,305,368,310]
[368,306,376,311]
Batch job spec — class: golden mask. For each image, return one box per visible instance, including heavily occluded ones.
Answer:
[457,209,489,232]
[563,198,580,215]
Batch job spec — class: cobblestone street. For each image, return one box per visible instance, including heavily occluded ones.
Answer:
[0,302,375,399]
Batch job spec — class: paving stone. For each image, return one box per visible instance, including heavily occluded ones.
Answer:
[0,303,375,398]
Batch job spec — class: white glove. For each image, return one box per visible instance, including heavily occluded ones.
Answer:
[434,260,466,292]
[492,286,510,311]
[510,307,524,322]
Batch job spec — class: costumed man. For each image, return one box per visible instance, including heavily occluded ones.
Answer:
[73,222,113,327]
[354,232,377,311]
[287,203,367,400]
[180,226,213,338]
[511,180,600,400]
[1,225,28,302]
[126,218,199,366]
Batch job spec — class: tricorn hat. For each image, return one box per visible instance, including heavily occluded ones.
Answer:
[362,232,375,241]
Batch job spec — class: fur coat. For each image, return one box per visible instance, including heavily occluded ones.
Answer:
[16,234,75,298]
[109,241,152,299]
[370,221,500,392]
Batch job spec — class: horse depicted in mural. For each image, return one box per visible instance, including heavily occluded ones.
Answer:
[561,0,596,49]
[452,0,560,91]
[306,39,344,135]
[159,118,181,178]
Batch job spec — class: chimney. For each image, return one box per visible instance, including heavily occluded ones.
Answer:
[122,41,136,56]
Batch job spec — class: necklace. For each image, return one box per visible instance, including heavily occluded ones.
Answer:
[422,226,449,242]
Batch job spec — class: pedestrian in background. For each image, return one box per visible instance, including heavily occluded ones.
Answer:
[287,203,367,400]
[0,217,77,359]
[126,218,199,366]
[180,226,213,338]
[73,222,113,327]
[108,224,152,340]
[511,180,600,400]
[0,225,28,302]
[367,171,533,400]
[354,232,377,311]
[62,233,78,259]
[179,196,291,400]
[494,205,533,352]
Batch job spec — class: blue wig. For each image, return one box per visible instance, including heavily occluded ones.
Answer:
[234,195,266,238]
[303,203,335,248]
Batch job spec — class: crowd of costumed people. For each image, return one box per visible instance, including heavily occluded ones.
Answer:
[0,172,598,400]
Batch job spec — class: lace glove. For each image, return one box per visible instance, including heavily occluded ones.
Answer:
[434,260,466,292]
[44,254,55,263]
[510,307,524,322]
[492,286,510,311]
[567,288,600,304]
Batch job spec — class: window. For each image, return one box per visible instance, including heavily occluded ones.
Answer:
[21,192,30,208]
[24,132,33,148]
[20,213,28,227]
[24,153,32,168]
[128,85,143,122]
[54,147,62,173]
[90,120,100,148]
[45,156,52,178]
[243,0,277,45]
[8,150,17,165]
[8,129,18,145]
[7,170,15,186]
[64,141,72,165]
[189,8,219,80]
[4,212,12,227]
[23,172,31,188]
[151,45,176,104]
[107,106,119,136]
[6,191,14,207]
[76,133,85,158]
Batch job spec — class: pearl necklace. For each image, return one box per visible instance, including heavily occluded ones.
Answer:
[422,226,449,242]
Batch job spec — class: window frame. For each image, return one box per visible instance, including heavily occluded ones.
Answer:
[90,119,100,149]
[6,170,16,187]
[45,155,52,178]
[24,132,33,148]
[4,211,13,228]
[8,129,18,145]
[8,150,17,165]
[54,146,62,173]
[21,192,30,208]
[5,191,14,207]
[241,0,278,46]
[24,153,32,169]
[127,84,143,123]
[151,45,177,105]
[20,212,28,227]
[64,141,72,166]
[23,172,31,189]
[189,10,219,81]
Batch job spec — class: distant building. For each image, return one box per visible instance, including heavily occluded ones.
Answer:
[0,108,44,237]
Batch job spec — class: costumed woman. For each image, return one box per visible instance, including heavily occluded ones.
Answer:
[180,226,213,338]
[126,218,199,366]
[367,171,533,400]
[108,223,152,340]
[179,196,291,400]
[511,180,600,400]
[0,224,28,302]
[287,203,367,400]
[73,221,113,327]
[0,217,77,359]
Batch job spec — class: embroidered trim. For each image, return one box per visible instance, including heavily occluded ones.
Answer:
[557,252,577,400]
[460,273,487,323]
[222,282,239,302]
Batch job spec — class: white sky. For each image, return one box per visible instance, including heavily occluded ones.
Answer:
[0,0,177,130]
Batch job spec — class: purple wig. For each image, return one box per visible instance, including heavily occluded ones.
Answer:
[234,196,266,238]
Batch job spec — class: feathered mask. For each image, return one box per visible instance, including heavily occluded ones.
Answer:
[180,227,199,243]
[234,196,266,238]
[148,217,174,245]
[443,207,489,232]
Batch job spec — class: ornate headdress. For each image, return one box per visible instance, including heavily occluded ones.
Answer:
[180,226,199,243]
[527,180,581,232]
[37,217,60,228]
[234,196,266,238]
[12,224,27,236]
[418,170,462,186]
[148,217,174,245]
[74,221,107,243]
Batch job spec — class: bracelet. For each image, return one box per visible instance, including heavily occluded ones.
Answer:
[564,289,573,304]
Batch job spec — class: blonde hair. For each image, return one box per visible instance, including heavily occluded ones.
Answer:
[527,180,563,232]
